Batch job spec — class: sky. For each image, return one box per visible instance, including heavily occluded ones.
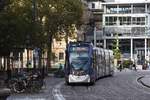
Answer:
[115,0,150,2]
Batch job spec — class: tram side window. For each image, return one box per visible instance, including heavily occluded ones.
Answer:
[105,55,109,66]
[93,50,97,66]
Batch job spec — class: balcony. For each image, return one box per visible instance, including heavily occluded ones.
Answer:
[103,27,147,38]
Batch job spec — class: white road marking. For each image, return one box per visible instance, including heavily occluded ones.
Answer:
[52,82,66,100]
[7,97,46,100]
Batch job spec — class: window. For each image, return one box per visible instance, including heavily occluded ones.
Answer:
[127,17,131,25]
[105,17,109,25]
[105,17,132,26]
[133,5,145,13]
[105,16,117,25]
[92,3,95,9]
[118,6,131,14]
[148,5,150,13]
[118,17,131,25]
[119,17,123,25]
[132,17,145,25]
[106,5,117,14]
[59,52,64,60]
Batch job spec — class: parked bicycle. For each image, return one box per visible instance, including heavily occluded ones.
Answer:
[8,70,45,93]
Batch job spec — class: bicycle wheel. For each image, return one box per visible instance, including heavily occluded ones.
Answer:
[28,80,40,93]
[12,80,26,93]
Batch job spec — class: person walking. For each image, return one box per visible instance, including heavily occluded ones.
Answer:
[59,63,63,70]
[118,64,122,72]
[132,63,136,71]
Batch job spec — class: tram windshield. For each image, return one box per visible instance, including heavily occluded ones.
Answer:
[69,47,90,70]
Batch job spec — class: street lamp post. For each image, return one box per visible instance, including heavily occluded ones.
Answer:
[94,27,97,47]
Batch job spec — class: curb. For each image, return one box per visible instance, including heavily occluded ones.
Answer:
[137,76,150,88]
[47,73,54,77]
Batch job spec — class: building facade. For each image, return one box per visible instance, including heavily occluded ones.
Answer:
[102,1,150,64]
[84,0,114,45]
[84,0,105,45]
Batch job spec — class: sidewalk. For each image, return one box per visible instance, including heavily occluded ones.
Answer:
[114,67,150,88]
[6,75,61,100]
[139,75,150,88]
[0,71,11,99]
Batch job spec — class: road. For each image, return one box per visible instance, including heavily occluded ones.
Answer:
[59,70,150,100]
[7,70,150,100]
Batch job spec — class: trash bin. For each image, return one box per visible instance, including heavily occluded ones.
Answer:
[142,64,147,70]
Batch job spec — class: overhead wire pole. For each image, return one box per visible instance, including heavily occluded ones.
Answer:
[33,0,36,69]
[94,27,97,47]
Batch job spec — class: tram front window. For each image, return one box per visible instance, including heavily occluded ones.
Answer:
[69,48,90,71]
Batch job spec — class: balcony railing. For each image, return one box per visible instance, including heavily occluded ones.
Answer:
[103,27,147,37]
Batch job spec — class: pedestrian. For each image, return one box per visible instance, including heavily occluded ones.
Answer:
[132,63,136,71]
[59,63,63,70]
[119,64,122,72]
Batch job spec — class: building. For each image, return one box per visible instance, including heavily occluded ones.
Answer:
[102,1,150,64]
[84,0,150,65]
[52,37,77,68]
[84,0,105,44]
[84,0,114,46]
[52,39,66,65]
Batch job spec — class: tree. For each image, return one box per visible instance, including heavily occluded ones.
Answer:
[113,33,121,67]
[0,0,84,69]
[36,0,83,68]
[0,0,44,70]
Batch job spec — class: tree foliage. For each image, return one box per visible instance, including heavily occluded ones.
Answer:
[36,0,83,67]
[0,0,30,55]
[113,33,121,60]
[0,0,84,68]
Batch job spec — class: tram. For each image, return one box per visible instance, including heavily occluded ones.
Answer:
[64,42,114,84]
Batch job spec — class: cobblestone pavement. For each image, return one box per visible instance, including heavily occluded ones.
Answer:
[6,70,150,100]
[60,70,150,100]
[7,76,63,100]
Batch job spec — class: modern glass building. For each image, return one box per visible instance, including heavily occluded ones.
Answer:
[102,1,150,64]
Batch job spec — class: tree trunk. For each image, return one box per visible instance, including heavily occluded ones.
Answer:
[65,26,69,45]
[27,49,29,68]
[47,39,52,68]
[7,55,11,81]
[0,57,2,70]
[41,50,45,78]
[7,56,10,70]
[21,52,23,68]
[33,54,36,69]
[39,49,42,69]
[4,56,6,70]
[47,33,52,68]
[26,48,29,72]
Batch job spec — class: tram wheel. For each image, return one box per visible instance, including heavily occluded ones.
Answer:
[90,78,96,85]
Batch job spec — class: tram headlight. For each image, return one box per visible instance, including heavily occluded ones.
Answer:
[72,70,75,75]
